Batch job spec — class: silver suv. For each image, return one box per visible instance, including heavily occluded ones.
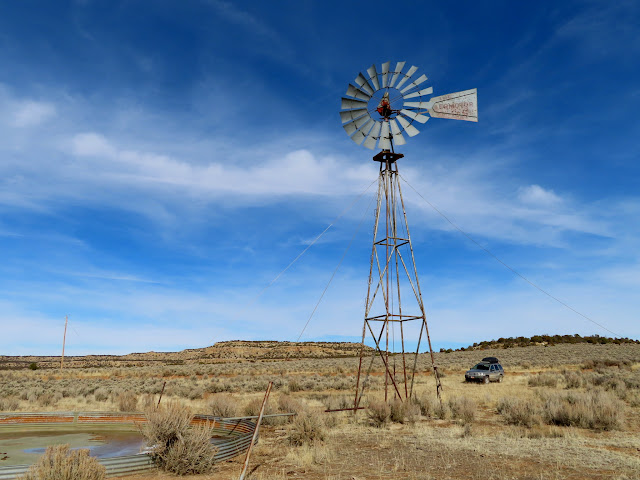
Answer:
[465,357,504,383]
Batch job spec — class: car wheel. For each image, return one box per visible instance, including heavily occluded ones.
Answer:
[498,375,503,383]
[483,375,489,384]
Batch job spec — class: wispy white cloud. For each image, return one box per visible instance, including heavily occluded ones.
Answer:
[11,100,56,127]
[517,184,562,207]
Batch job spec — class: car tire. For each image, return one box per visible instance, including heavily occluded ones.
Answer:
[498,375,503,383]
[483,375,489,384]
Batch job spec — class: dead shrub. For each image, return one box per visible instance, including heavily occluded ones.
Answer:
[389,399,406,423]
[288,411,326,446]
[19,444,106,480]
[449,396,476,424]
[432,399,450,420]
[117,391,138,412]
[0,397,19,411]
[413,394,432,417]
[141,402,218,475]
[37,393,55,407]
[323,395,352,412]
[208,393,238,418]
[288,379,302,392]
[497,397,540,427]
[277,394,305,415]
[94,388,109,402]
[542,390,625,430]
[243,397,282,425]
[367,400,390,427]
[528,372,560,388]
[563,371,583,389]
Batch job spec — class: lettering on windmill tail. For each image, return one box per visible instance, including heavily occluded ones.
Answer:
[433,100,476,117]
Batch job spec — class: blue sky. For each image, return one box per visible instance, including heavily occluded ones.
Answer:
[1,1,639,355]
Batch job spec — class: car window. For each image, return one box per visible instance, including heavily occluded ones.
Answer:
[473,363,489,370]
[490,365,496,371]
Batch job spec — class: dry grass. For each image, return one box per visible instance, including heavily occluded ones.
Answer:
[19,444,106,480]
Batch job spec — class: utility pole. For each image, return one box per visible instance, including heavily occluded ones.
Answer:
[60,315,68,372]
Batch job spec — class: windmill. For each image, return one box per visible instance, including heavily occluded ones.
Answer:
[340,61,477,407]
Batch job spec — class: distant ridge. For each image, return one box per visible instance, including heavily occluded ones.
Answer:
[0,340,374,370]
[441,334,639,353]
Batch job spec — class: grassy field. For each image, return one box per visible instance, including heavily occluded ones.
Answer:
[1,343,639,479]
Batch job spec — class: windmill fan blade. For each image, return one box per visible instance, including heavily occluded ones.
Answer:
[340,108,368,123]
[378,121,391,150]
[403,101,432,109]
[367,64,380,90]
[403,86,433,99]
[351,120,375,145]
[380,61,390,88]
[355,73,375,96]
[389,118,402,136]
[363,121,382,150]
[380,121,390,140]
[341,97,368,110]
[400,109,429,124]
[393,131,407,145]
[395,65,418,90]
[396,115,420,137]
[379,136,391,150]
[400,74,428,94]
[346,84,371,101]
[389,61,406,88]
[343,114,373,135]
[427,88,478,122]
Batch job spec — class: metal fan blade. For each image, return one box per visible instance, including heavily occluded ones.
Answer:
[403,86,433,99]
[393,131,407,145]
[389,61,406,88]
[403,101,432,109]
[363,121,382,150]
[400,73,428,94]
[355,73,375,96]
[396,115,420,137]
[379,121,391,150]
[380,121,390,140]
[400,109,429,124]
[380,61,390,88]
[343,114,373,135]
[340,108,368,123]
[389,118,402,136]
[379,136,391,150]
[394,65,418,90]
[388,120,407,147]
[367,64,380,91]
[346,84,371,101]
[341,97,368,110]
[427,88,478,122]
[351,120,375,145]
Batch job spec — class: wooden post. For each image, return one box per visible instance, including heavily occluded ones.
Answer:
[157,381,167,408]
[238,381,272,480]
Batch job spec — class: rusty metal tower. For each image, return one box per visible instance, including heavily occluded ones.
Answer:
[339,61,478,406]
